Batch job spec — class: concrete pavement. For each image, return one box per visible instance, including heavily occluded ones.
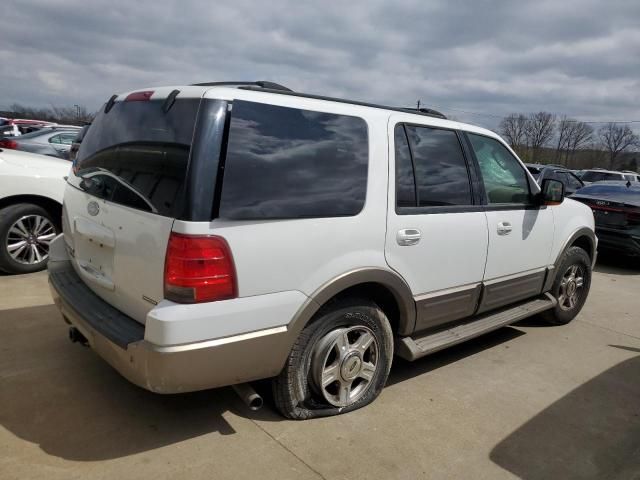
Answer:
[1,255,639,479]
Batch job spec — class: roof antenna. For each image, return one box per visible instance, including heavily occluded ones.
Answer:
[416,100,421,110]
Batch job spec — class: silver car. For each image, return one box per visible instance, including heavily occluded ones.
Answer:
[0,127,80,158]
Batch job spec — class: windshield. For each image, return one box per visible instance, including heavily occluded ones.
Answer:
[581,171,622,182]
[75,98,201,217]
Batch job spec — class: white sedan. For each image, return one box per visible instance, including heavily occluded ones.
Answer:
[0,148,69,274]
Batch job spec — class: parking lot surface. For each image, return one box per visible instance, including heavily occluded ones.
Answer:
[1,255,639,480]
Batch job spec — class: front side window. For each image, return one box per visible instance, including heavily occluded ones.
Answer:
[220,101,368,219]
[468,133,530,204]
[49,134,61,144]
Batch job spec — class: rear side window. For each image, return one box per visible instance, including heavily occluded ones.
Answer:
[394,125,417,207]
[219,101,368,219]
[395,124,473,208]
[75,98,201,217]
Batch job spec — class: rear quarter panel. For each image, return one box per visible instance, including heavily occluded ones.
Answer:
[172,102,392,300]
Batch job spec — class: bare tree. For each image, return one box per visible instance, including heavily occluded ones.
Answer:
[564,121,593,167]
[598,123,639,169]
[554,116,572,163]
[7,102,93,125]
[525,112,555,161]
[500,114,528,156]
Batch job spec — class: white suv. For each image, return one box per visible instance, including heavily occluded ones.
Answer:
[48,82,596,419]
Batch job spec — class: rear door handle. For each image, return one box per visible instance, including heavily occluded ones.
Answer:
[497,221,513,235]
[397,228,421,246]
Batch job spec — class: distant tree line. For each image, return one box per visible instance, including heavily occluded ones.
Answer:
[500,112,639,170]
[1,103,94,126]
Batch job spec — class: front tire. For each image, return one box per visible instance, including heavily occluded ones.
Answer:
[541,246,592,325]
[0,203,58,274]
[273,299,393,419]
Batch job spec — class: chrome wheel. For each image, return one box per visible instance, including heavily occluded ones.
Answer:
[312,326,379,407]
[558,264,585,311]
[6,215,56,265]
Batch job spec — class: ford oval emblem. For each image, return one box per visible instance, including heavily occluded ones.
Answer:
[87,201,100,216]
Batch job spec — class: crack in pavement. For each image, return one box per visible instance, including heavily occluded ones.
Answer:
[250,420,327,480]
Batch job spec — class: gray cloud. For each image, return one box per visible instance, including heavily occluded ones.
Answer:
[1,0,639,131]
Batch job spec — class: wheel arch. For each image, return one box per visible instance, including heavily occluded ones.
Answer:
[556,228,597,269]
[289,268,417,338]
[0,195,63,230]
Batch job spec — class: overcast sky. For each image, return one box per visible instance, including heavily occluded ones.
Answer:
[1,0,639,130]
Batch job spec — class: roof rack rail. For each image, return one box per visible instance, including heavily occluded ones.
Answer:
[400,107,447,119]
[240,85,448,120]
[191,81,292,92]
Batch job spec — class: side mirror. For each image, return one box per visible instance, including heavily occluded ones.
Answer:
[540,178,564,205]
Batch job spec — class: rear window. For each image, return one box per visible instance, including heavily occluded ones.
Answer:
[75,98,201,217]
[581,171,622,182]
[219,100,368,219]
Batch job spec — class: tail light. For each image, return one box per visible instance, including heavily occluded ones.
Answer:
[0,139,18,149]
[625,208,640,226]
[164,232,237,303]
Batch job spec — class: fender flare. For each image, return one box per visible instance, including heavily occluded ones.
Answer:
[554,227,597,268]
[288,268,417,338]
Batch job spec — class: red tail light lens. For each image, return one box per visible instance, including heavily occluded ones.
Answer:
[125,90,154,102]
[0,139,18,149]
[164,233,237,303]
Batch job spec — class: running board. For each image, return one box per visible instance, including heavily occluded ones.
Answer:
[396,293,557,361]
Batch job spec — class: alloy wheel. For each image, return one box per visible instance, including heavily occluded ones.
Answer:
[558,264,585,311]
[6,215,56,265]
[311,326,379,407]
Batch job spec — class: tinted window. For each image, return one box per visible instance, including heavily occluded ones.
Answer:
[404,125,472,206]
[581,171,623,182]
[220,101,368,219]
[468,133,530,204]
[49,134,61,144]
[394,125,416,207]
[75,98,201,217]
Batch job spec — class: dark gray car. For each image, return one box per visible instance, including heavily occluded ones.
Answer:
[0,127,80,159]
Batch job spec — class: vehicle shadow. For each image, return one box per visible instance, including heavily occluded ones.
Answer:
[490,346,640,479]
[594,251,640,275]
[0,304,244,462]
[387,326,525,387]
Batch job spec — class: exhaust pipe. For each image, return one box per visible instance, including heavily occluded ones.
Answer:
[232,383,263,411]
[68,326,88,346]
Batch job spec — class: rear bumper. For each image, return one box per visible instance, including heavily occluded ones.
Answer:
[595,227,640,256]
[48,257,300,394]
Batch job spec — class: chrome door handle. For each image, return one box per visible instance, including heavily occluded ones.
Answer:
[397,228,421,246]
[497,221,513,235]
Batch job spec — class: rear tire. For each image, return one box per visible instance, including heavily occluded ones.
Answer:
[273,299,393,420]
[541,246,591,325]
[0,203,58,274]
